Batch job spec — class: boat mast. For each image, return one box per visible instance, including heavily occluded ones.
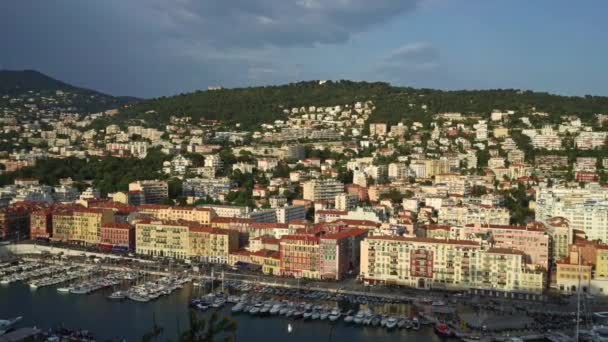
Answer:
[575,249,581,342]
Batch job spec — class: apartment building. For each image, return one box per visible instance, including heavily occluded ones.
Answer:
[369,123,388,137]
[0,204,32,240]
[575,132,607,150]
[434,174,470,196]
[189,226,239,264]
[128,180,168,204]
[135,220,191,259]
[410,159,450,179]
[182,177,232,201]
[536,186,608,243]
[276,205,307,224]
[319,229,368,280]
[138,205,214,225]
[556,250,592,293]
[203,205,250,218]
[360,236,544,293]
[30,209,53,239]
[438,205,510,226]
[50,208,114,245]
[461,223,550,269]
[100,222,134,251]
[544,216,574,263]
[279,234,321,279]
[302,179,344,202]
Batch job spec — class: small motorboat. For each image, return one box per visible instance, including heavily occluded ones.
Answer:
[328,308,341,322]
[0,316,22,329]
[434,323,453,337]
[386,317,398,330]
[231,302,244,313]
[57,287,72,293]
[108,291,126,300]
[412,317,421,330]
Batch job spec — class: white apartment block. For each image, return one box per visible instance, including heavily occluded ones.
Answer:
[474,120,488,141]
[388,163,409,179]
[128,180,168,204]
[302,179,344,202]
[203,205,250,218]
[536,186,608,243]
[575,132,607,150]
[335,193,358,211]
[276,205,307,223]
[438,205,511,226]
[204,154,223,169]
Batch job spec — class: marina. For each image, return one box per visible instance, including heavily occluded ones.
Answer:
[2,259,608,341]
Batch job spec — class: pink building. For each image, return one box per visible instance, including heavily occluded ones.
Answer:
[461,223,549,269]
[100,222,135,251]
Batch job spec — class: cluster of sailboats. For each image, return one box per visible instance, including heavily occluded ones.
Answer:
[59,270,142,295]
[0,261,61,285]
[117,275,192,302]
[29,266,95,290]
[188,292,425,332]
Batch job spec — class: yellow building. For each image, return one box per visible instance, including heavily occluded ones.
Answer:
[250,249,281,276]
[75,208,114,244]
[493,127,509,138]
[556,250,592,293]
[138,205,214,225]
[135,219,191,259]
[51,208,114,244]
[596,247,608,279]
[51,210,76,242]
[189,226,238,264]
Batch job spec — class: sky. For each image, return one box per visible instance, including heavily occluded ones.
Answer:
[1,0,606,98]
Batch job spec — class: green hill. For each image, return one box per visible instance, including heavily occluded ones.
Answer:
[100,80,608,129]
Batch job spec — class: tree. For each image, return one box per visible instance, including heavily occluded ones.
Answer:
[142,310,237,342]
[177,310,237,342]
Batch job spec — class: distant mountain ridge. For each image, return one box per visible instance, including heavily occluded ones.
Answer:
[0,69,138,114]
[0,69,78,92]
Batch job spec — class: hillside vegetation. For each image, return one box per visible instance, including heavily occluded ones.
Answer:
[111,80,608,128]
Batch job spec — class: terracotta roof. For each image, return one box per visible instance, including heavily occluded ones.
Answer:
[321,228,368,240]
[464,223,545,232]
[486,247,525,256]
[331,219,380,227]
[102,222,133,230]
[280,234,320,243]
[250,222,288,229]
[251,249,280,259]
[366,235,480,246]
[211,217,252,224]
[423,224,451,231]
[316,210,347,215]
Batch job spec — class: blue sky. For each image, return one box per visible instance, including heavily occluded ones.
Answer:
[1,0,606,98]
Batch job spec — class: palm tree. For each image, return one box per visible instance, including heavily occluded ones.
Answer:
[142,310,238,342]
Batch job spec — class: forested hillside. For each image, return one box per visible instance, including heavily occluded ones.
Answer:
[107,80,608,128]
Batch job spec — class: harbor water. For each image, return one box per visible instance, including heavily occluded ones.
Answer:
[0,282,449,341]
